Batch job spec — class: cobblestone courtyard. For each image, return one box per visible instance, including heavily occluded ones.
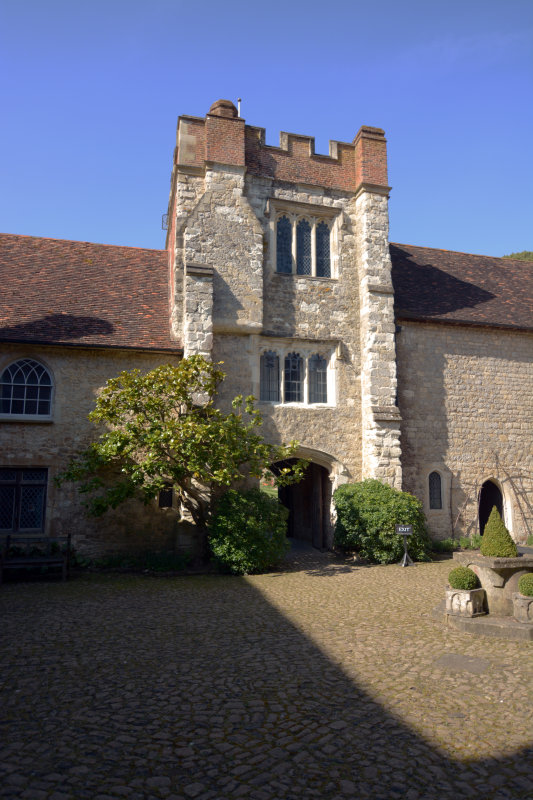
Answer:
[1,549,532,800]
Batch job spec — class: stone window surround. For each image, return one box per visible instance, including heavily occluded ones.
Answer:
[423,465,450,517]
[0,356,54,423]
[0,466,48,533]
[268,199,340,279]
[257,341,336,407]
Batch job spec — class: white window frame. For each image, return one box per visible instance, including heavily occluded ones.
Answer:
[269,201,339,279]
[257,343,336,407]
[0,357,54,422]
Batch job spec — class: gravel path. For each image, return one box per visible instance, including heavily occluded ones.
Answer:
[1,548,532,799]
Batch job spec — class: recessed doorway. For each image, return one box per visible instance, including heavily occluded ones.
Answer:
[478,479,503,536]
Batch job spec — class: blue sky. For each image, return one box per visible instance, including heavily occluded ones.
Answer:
[1,0,532,256]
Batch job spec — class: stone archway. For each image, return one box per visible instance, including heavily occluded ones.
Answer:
[478,479,504,536]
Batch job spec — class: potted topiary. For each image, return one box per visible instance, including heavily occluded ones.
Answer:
[480,507,518,558]
[512,574,533,624]
[445,566,486,617]
[452,506,533,616]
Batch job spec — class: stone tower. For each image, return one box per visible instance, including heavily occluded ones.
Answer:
[165,100,402,547]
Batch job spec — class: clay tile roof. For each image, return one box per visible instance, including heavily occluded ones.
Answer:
[0,233,181,352]
[390,243,533,332]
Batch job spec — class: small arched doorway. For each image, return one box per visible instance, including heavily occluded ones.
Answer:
[478,479,503,536]
[271,460,331,550]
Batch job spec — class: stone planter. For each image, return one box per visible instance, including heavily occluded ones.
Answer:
[453,552,533,616]
[445,587,486,617]
[512,593,533,624]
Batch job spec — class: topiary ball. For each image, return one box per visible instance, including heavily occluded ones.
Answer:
[518,574,533,597]
[480,506,518,558]
[448,566,479,590]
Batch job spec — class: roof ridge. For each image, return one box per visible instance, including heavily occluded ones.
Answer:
[389,241,523,261]
[0,232,167,254]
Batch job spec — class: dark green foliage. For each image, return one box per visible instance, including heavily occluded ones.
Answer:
[209,488,289,575]
[448,566,479,590]
[480,506,518,558]
[518,574,533,597]
[431,538,459,553]
[333,479,430,564]
[502,251,533,262]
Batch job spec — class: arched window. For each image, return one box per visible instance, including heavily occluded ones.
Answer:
[260,351,280,401]
[284,353,303,402]
[0,359,53,417]
[308,354,327,404]
[296,219,312,275]
[316,221,330,277]
[429,471,442,509]
[276,216,292,274]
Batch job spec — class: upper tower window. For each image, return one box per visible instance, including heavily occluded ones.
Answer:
[0,359,53,418]
[273,206,336,278]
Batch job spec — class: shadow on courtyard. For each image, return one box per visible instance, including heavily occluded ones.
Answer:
[0,570,531,799]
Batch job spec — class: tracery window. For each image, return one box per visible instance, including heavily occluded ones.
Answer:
[429,471,442,509]
[308,354,328,404]
[0,359,53,417]
[259,349,331,405]
[275,214,332,278]
[260,351,280,401]
[284,353,303,402]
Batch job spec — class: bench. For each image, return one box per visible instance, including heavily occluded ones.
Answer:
[0,534,71,583]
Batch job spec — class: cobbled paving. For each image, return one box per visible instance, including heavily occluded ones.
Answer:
[1,548,532,799]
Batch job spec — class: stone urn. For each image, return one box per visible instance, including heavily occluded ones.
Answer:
[445,587,486,617]
[453,552,533,616]
[512,593,533,624]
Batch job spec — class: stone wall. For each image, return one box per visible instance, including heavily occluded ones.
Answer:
[397,322,533,542]
[0,344,183,558]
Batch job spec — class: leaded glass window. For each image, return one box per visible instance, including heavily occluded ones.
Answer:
[260,351,280,401]
[284,353,303,402]
[308,354,328,404]
[0,359,52,416]
[429,472,442,509]
[296,219,312,275]
[276,216,292,274]
[316,221,330,277]
[0,468,47,532]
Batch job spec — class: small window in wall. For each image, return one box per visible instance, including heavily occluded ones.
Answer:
[284,353,303,402]
[276,215,292,274]
[308,354,328,404]
[158,487,174,508]
[275,214,332,278]
[0,359,52,417]
[429,471,442,509]
[260,351,280,401]
[0,468,48,532]
[296,219,312,275]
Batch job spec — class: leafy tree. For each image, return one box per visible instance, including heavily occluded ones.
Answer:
[502,251,533,261]
[57,356,305,543]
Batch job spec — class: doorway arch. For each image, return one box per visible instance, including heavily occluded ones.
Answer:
[478,479,503,536]
[271,460,331,550]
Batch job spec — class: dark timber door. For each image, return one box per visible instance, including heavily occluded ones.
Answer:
[277,462,329,549]
[478,480,503,536]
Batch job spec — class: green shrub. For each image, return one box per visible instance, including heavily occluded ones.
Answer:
[526,534,533,547]
[480,507,518,558]
[518,574,533,597]
[448,566,479,590]
[431,538,459,553]
[208,488,289,574]
[459,535,482,550]
[333,479,430,564]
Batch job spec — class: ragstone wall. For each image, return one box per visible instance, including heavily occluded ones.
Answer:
[0,344,183,558]
[397,322,533,542]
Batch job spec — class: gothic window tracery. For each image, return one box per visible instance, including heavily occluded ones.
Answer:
[259,349,332,406]
[274,213,332,278]
[260,351,280,401]
[308,354,328,404]
[0,359,53,417]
